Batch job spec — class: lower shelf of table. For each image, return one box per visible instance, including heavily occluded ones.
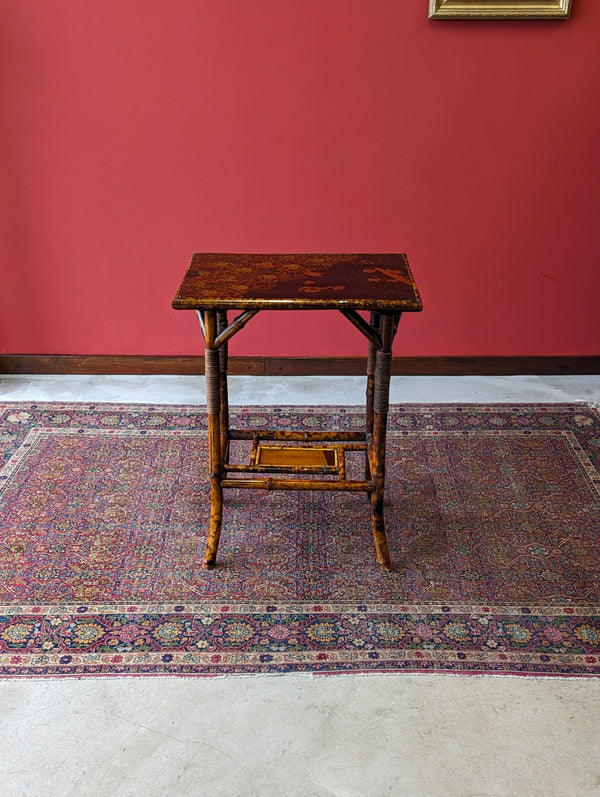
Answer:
[220,435,374,492]
[256,443,339,469]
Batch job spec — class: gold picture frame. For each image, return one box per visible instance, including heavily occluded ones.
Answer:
[428,1,572,18]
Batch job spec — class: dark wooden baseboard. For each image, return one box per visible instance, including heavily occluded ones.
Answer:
[1,354,599,376]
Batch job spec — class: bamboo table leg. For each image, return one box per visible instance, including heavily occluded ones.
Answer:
[368,313,399,571]
[217,310,230,461]
[202,310,224,569]
[365,310,379,482]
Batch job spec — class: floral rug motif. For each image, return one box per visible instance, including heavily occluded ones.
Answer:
[0,402,599,678]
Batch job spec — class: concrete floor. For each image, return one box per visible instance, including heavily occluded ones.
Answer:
[1,374,600,797]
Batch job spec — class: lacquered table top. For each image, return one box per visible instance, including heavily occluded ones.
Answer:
[172,253,423,312]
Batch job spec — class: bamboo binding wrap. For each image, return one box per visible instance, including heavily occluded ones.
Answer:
[373,350,392,414]
[204,347,221,414]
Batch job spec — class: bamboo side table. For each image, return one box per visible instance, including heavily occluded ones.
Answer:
[172,253,422,571]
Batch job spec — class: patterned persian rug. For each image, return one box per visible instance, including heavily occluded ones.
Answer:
[0,402,599,679]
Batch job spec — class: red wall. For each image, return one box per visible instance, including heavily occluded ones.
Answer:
[1,1,599,358]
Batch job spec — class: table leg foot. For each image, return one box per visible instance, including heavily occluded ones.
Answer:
[202,477,223,568]
[370,492,392,571]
